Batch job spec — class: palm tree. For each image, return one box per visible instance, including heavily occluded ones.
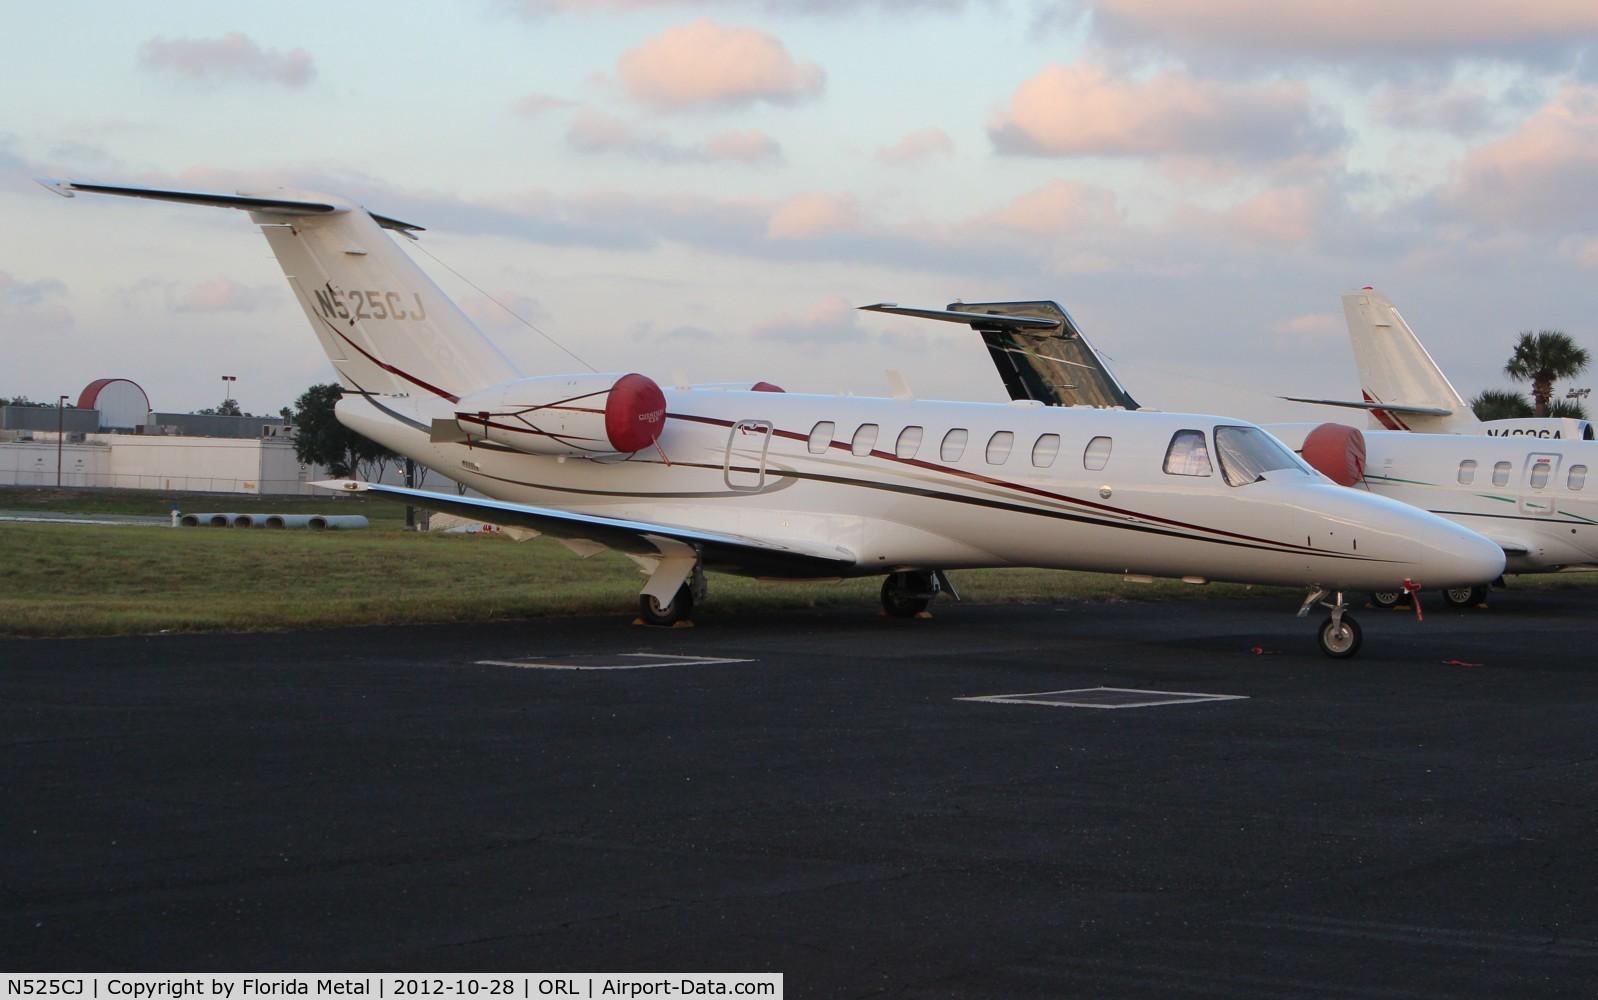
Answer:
[1505,330,1590,418]
[1469,388,1533,421]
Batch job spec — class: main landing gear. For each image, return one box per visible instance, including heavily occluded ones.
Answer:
[1299,588,1362,659]
[1370,584,1490,610]
[880,570,952,618]
[638,584,694,627]
[636,563,707,627]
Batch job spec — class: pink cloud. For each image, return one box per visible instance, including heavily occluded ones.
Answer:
[461,292,547,333]
[704,129,782,163]
[975,179,1125,237]
[617,19,824,111]
[138,32,315,88]
[752,295,861,345]
[565,110,781,163]
[1221,187,1320,246]
[1439,85,1598,231]
[876,127,956,166]
[988,62,1334,161]
[173,278,275,313]
[1077,0,1598,59]
[766,192,864,239]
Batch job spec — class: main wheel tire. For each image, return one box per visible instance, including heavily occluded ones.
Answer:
[1369,590,1405,609]
[1318,614,1363,659]
[881,572,931,617]
[1442,585,1488,608]
[638,584,694,626]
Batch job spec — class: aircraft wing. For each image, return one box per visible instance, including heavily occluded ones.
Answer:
[1280,395,1454,417]
[314,481,858,578]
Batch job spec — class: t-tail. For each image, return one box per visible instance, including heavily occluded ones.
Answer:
[1340,288,1475,433]
[1283,287,1593,440]
[859,299,1140,409]
[37,180,522,403]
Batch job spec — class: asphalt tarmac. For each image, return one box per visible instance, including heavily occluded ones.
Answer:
[4,589,1597,997]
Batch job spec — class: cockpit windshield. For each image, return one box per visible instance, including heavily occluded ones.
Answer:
[1214,425,1314,487]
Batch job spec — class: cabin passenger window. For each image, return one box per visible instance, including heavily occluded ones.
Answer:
[1570,465,1588,491]
[1032,433,1061,468]
[1457,460,1477,485]
[895,426,923,460]
[1530,459,1552,489]
[851,423,879,457]
[1083,435,1112,471]
[807,421,834,455]
[1163,430,1212,477]
[985,431,1014,465]
[1492,461,1511,487]
[940,428,968,462]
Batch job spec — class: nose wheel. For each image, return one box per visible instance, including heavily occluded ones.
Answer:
[1318,614,1363,658]
[1299,588,1363,659]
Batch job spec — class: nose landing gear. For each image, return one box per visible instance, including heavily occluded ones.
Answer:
[1299,588,1363,659]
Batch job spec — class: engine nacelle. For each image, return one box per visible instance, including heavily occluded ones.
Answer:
[1300,422,1367,487]
[455,373,666,457]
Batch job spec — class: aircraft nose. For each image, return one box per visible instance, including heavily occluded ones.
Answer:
[1409,516,1505,588]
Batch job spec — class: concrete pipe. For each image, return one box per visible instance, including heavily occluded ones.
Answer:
[263,514,315,529]
[307,514,370,530]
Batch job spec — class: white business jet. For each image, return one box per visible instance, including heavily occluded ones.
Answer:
[1273,288,1598,605]
[887,294,1598,607]
[42,181,1503,657]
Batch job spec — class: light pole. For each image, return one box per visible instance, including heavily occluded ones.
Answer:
[221,375,237,409]
[56,394,69,488]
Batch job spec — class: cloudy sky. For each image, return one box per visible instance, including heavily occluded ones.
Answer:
[5,0,1598,422]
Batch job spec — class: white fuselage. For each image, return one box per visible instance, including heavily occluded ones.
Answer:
[1273,424,1598,574]
[341,390,1504,592]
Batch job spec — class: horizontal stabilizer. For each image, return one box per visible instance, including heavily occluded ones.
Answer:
[1280,395,1454,417]
[859,303,1059,330]
[862,298,1140,409]
[35,179,425,233]
[314,481,858,578]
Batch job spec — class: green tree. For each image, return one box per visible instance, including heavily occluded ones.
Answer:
[1549,398,1589,421]
[290,382,397,479]
[1469,388,1533,421]
[193,399,244,416]
[1505,330,1590,418]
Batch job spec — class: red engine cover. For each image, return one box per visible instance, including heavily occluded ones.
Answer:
[604,373,668,453]
[1301,422,1367,487]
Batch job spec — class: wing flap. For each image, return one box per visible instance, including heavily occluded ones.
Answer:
[315,481,857,578]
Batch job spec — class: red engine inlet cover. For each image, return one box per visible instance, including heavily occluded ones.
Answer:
[604,373,668,453]
[1301,422,1367,487]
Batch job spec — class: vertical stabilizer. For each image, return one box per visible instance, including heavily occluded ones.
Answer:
[41,181,522,401]
[1342,289,1474,433]
[858,299,1140,409]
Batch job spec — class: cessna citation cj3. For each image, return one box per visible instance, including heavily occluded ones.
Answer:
[43,181,1504,658]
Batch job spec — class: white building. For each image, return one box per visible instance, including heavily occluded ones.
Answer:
[1,378,326,494]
